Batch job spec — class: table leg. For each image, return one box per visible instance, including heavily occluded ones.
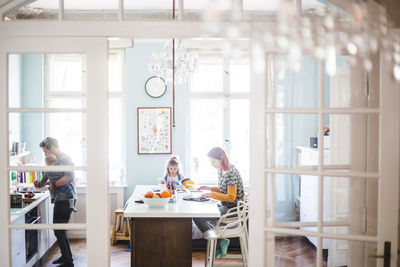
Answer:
[130,218,192,267]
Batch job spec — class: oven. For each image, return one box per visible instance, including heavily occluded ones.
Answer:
[25,207,40,263]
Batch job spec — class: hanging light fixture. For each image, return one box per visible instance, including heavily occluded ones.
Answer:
[203,0,400,81]
[148,0,198,128]
[149,40,198,85]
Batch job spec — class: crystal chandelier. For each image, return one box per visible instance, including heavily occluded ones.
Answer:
[149,40,198,84]
[203,0,400,81]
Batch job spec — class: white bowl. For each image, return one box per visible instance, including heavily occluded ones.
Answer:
[143,197,171,208]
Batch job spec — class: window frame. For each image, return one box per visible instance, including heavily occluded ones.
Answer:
[187,52,250,185]
[44,49,126,186]
[107,48,126,186]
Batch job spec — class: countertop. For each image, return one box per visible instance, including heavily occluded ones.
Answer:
[296,146,330,153]
[124,185,221,218]
[10,191,50,223]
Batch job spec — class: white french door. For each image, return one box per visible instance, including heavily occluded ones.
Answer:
[0,37,109,266]
[249,40,399,266]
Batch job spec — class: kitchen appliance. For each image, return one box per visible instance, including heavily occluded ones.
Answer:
[310,137,318,148]
[11,141,26,154]
[25,207,40,263]
[11,142,20,154]
[10,193,23,208]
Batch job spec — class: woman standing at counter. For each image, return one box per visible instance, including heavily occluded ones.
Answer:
[193,147,244,258]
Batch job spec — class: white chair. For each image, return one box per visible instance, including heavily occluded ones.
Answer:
[204,201,249,267]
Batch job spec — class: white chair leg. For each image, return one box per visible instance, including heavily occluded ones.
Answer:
[210,239,217,267]
[205,239,211,267]
[244,224,249,249]
[240,236,248,267]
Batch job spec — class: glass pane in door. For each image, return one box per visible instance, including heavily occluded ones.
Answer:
[8,112,86,167]
[270,113,319,169]
[324,55,378,109]
[8,54,86,109]
[271,55,319,109]
[273,174,301,223]
[273,234,319,266]
[323,239,377,267]
[324,114,379,173]
[323,176,378,236]
[11,229,87,266]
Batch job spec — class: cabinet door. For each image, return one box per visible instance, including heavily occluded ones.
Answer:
[48,202,57,246]
[38,197,49,256]
[11,216,25,267]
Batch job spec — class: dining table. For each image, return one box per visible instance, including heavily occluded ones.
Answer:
[124,185,221,267]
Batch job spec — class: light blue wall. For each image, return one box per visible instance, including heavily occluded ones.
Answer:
[124,43,187,202]
[20,54,44,164]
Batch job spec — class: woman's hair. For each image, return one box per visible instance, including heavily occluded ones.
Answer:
[207,147,230,171]
[166,156,181,175]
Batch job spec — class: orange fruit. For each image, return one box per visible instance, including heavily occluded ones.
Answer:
[167,189,173,197]
[161,190,170,198]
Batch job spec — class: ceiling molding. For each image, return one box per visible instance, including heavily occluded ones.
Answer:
[0,20,274,39]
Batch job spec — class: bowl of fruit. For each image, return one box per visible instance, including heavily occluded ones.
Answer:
[143,190,172,208]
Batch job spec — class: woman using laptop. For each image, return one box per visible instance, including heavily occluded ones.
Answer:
[193,147,244,259]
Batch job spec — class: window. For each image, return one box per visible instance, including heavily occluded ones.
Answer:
[188,55,250,185]
[45,54,87,184]
[45,50,125,185]
[108,50,126,185]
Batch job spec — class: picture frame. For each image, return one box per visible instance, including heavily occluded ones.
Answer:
[137,107,172,154]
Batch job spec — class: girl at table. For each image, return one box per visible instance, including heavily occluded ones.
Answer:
[193,147,245,259]
[163,156,184,189]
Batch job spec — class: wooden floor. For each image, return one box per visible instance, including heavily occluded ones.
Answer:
[41,236,324,266]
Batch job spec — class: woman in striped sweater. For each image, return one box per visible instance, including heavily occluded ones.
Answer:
[193,147,244,258]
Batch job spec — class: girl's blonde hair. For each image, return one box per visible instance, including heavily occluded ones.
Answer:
[166,156,181,175]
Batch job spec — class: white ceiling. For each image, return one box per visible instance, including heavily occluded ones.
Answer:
[28,0,326,11]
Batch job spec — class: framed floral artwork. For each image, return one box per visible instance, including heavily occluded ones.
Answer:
[137,107,172,154]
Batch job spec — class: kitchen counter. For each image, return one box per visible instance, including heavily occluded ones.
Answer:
[124,185,220,267]
[10,191,50,223]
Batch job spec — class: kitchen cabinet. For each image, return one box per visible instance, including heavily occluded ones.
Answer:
[11,215,25,267]
[297,146,350,266]
[38,197,56,256]
[11,192,56,267]
[296,146,330,249]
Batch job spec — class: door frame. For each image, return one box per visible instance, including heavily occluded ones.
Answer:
[0,5,398,267]
[256,49,399,266]
[0,37,109,267]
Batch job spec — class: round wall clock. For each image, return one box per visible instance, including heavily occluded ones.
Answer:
[145,76,167,98]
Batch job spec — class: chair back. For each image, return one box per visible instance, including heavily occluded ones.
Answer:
[214,200,249,237]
